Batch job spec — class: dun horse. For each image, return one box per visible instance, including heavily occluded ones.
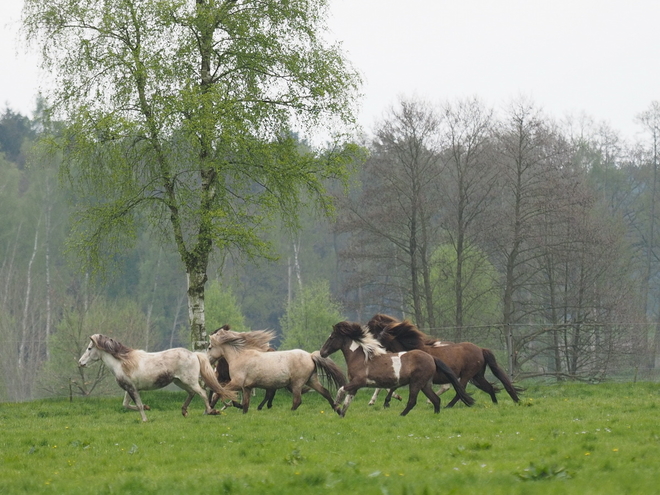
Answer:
[319,321,474,417]
[367,314,522,407]
[207,328,346,413]
[210,325,278,411]
[78,334,235,422]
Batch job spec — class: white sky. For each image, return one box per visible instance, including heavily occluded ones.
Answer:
[2,0,659,142]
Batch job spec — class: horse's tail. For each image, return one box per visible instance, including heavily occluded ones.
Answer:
[311,351,347,391]
[432,357,474,407]
[482,348,523,402]
[195,352,237,402]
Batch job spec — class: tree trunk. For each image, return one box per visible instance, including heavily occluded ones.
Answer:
[187,269,208,350]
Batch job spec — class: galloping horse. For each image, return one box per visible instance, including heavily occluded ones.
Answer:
[367,314,521,407]
[319,321,474,417]
[210,325,278,411]
[78,334,235,422]
[207,328,346,414]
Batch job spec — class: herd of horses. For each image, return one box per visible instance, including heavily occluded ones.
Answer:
[78,314,522,421]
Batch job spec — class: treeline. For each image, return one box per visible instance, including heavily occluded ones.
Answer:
[333,97,659,384]
[1,96,659,401]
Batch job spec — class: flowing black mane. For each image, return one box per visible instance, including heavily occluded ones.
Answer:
[378,320,428,351]
[333,321,366,340]
[366,314,399,338]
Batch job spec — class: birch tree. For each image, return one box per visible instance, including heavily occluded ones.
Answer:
[23,0,361,348]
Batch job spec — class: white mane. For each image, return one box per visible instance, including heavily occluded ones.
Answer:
[357,325,387,361]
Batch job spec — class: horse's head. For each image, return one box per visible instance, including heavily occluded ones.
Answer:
[207,330,228,363]
[78,335,102,367]
[320,322,348,358]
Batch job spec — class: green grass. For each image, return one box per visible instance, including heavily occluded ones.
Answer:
[1,382,660,494]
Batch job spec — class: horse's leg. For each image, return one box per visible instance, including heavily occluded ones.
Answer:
[383,388,397,408]
[174,378,220,416]
[400,383,421,416]
[241,387,252,413]
[305,374,340,413]
[471,372,499,404]
[122,391,151,412]
[421,382,441,413]
[445,377,470,408]
[257,389,276,410]
[181,391,195,417]
[368,388,380,406]
[334,386,347,409]
[337,383,360,417]
[436,384,451,395]
[123,388,148,422]
[290,384,305,410]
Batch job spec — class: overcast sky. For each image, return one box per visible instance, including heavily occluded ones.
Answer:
[2,0,659,142]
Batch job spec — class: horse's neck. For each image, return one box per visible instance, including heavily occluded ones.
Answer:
[100,350,129,376]
[341,344,367,371]
[222,348,257,370]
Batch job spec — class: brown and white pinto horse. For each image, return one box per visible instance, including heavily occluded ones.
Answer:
[207,328,346,414]
[78,334,236,421]
[367,314,522,407]
[319,321,474,417]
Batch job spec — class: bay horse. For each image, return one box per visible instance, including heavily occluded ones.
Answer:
[207,328,346,414]
[319,321,474,417]
[367,314,521,407]
[78,334,236,422]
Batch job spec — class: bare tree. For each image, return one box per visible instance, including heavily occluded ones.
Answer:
[488,98,572,375]
[435,97,497,341]
[335,98,443,324]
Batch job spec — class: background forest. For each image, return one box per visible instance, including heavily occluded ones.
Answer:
[2,96,660,402]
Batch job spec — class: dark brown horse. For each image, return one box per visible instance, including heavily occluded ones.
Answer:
[319,321,474,417]
[367,314,521,407]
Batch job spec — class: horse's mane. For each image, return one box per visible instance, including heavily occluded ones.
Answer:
[368,314,445,349]
[209,329,274,353]
[334,321,386,360]
[210,324,232,335]
[366,314,399,338]
[378,320,428,351]
[91,334,133,359]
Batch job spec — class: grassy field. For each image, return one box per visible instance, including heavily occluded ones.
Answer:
[1,381,660,494]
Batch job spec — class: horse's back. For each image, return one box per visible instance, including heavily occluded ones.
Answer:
[227,348,314,388]
[426,342,483,369]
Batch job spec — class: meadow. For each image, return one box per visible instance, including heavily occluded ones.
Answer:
[1,381,659,494]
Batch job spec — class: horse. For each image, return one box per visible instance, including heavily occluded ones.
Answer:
[207,328,346,414]
[319,321,474,417]
[213,355,277,410]
[78,334,236,422]
[210,325,278,411]
[367,314,522,407]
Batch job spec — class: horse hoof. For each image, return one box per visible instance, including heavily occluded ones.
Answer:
[208,409,220,415]
[143,405,151,410]
[181,410,188,417]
